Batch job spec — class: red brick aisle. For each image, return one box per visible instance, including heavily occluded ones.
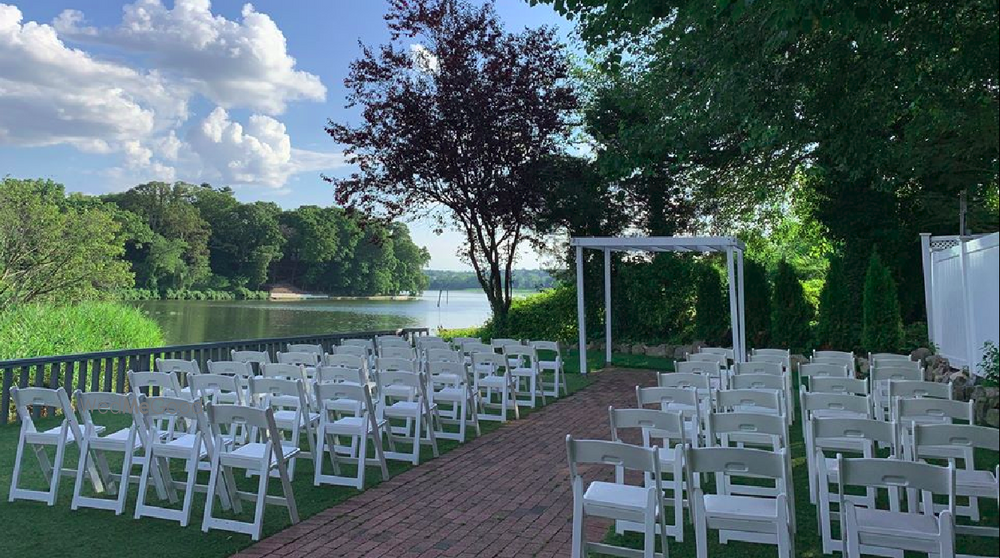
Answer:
[234,368,657,558]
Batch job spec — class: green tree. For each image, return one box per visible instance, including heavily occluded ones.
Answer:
[208,202,284,288]
[861,250,904,354]
[743,258,771,349]
[0,178,133,310]
[694,264,729,345]
[104,182,211,290]
[816,253,858,351]
[327,0,578,325]
[770,260,814,352]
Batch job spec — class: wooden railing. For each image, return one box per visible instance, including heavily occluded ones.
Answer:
[0,327,429,424]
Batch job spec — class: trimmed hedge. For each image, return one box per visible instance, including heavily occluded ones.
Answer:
[861,250,903,354]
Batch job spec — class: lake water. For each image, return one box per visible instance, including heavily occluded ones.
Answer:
[135,291,492,345]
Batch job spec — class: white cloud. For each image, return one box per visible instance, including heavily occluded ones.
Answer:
[0,1,340,189]
[410,43,439,74]
[0,4,184,150]
[185,107,345,187]
[56,0,326,114]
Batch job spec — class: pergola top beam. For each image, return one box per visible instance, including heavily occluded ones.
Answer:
[571,236,744,252]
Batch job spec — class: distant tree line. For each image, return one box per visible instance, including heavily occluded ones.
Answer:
[424,269,555,291]
[1,178,431,307]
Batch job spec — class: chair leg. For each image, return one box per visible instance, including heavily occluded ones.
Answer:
[116,448,134,515]
[71,437,90,511]
[179,446,200,527]
[134,446,154,519]
[48,434,68,506]
[252,461,269,541]
[202,450,222,533]
[695,501,708,558]
[571,494,584,558]
[278,461,299,525]
[643,504,655,558]
[8,435,26,502]
[356,430,368,490]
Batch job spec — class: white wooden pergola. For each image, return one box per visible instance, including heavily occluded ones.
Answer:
[571,236,747,374]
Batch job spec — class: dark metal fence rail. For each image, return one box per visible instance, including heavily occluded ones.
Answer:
[0,327,429,424]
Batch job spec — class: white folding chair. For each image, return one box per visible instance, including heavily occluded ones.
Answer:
[312,382,389,489]
[189,373,248,443]
[462,341,494,366]
[809,376,869,396]
[800,362,851,390]
[155,358,200,398]
[686,352,728,371]
[134,396,228,527]
[379,345,417,362]
[567,435,669,558]
[427,360,480,442]
[377,336,411,354]
[837,457,955,558]
[231,349,272,376]
[531,340,569,398]
[610,407,688,542]
[675,360,724,391]
[505,344,546,409]
[733,360,793,423]
[246,376,317,481]
[637,386,702,448]
[686,446,794,558]
[800,390,873,503]
[658,372,711,412]
[9,387,104,506]
[321,354,375,393]
[728,374,788,419]
[713,388,784,420]
[813,350,855,365]
[207,360,254,398]
[277,351,320,365]
[912,423,999,546]
[700,347,735,363]
[378,371,438,465]
[471,352,518,422]
[71,391,159,515]
[871,366,923,419]
[287,343,324,357]
[129,371,188,434]
[333,343,370,360]
[887,379,951,420]
[202,403,299,540]
[812,417,898,554]
[705,412,794,532]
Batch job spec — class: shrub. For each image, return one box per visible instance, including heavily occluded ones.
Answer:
[0,302,163,360]
[816,253,858,350]
[770,260,814,352]
[978,341,999,386]
[694,265,729,345]
[860,250,903,354]
[481,285,578,343]
[743,259,771,348]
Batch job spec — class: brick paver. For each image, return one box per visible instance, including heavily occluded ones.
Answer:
[233,368,657,558]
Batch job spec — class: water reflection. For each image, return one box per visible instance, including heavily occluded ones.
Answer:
[135,291,493,345]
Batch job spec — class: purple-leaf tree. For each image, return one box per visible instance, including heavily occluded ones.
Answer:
[325,0,577,324]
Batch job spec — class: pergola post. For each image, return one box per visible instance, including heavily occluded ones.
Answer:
[736,248,746,362]
[726,248,740,361]
[604,248,612,365]
[575,244,587,375]
[919,233,935,347]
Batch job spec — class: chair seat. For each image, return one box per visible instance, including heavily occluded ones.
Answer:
[703,494,779,519]
[274,410,320,425]
[511,367,537,377]
[853,507,939,536]
[538,359,559,369]
[657,446,680,465]
[96,428,143,450]
[40,424,105,443]
[584,481,654,513]
[227,442,300,466]
[957,469,998,492]
[434,387,465,400]
[479,376,507,388]
[163,434,208,458]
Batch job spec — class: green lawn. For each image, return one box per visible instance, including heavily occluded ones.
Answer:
[0,372,594,558]
[597,382,1000,558]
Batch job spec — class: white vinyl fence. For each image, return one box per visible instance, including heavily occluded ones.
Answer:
[921,232,999,373]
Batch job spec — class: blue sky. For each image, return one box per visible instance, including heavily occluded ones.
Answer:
[0,0,572,269]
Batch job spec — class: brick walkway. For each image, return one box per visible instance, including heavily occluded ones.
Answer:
[235,368,657,558]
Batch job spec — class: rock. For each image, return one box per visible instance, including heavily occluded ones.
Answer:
[790,354,808,373]
[613,342,632,354]
[949,370,969,387]
[673,345,696,360]
[910,347,932,363]
[646,344,668,358]
[987,409,1000,428]
[631,343,646,356]
[857,357,870,376]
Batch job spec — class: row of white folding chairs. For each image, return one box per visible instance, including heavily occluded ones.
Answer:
[569,405,796,557]
[809,415,998,557]
[8,386,298,540]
